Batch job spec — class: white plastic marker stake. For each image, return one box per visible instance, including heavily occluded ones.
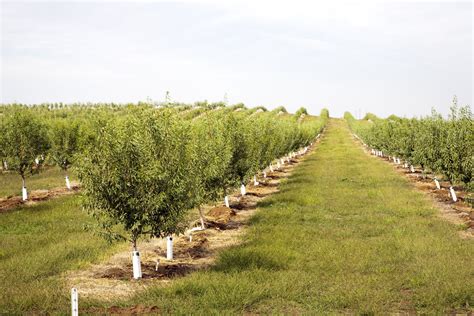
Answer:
[253,175,259,186]
[65,176,71,190]
[167,236,173,260]
[449,186,457,202]
[132,250,142,279]
[22,187,28,201]
[240,184,246,196]
[434,178,441,190]
[410,165,415,173]
[71,288,79,316]
[224,195,230,208]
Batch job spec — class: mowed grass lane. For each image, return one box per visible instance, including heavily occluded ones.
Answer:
[0,195,124,314]
[115,119,473,314]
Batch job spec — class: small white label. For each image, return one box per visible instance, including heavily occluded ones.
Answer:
[167,236,173,260]
[449,186,457,202]
[434,178,441,190]
[132,250,142,279]
[71,288,79,316]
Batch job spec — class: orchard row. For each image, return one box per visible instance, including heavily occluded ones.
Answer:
[345,98,473,191]
[0,103,328,251]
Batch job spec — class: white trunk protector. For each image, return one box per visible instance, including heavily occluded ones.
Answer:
[167,236,173,260]
[22,187,28,201]
[132,250,142,279]
[449,186,457,202]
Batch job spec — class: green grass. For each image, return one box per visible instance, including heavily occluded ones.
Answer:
[0,195,123,315]
[108,119,472,314]
[0,166,77,198]
[1,119,473,314]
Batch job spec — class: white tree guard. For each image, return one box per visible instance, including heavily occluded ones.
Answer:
[65,176,71,190]
[22,187,28,201]
[167,236,173,260]
[449,186,457,202]
[132,250,142,279]
[240,184,246,196]
[224,195,230,208]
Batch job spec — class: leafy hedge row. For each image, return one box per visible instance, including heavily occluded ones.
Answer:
[345,99,473,189]
[0,104,328,246]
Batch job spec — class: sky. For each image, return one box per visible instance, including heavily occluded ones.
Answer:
[0,0,472,118]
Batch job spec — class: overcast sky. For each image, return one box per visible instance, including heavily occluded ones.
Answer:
[1,0,472,118]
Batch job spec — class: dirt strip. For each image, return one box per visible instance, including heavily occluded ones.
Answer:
[0,183,80,213]
[352,134,474,239]
[65,138,323,303]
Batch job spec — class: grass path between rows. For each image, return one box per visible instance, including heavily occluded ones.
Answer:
[113,119,473,314]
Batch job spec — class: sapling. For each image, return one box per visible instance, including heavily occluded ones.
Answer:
[77,110,194,279]
[0,108,49,201]
[47,119,81,190]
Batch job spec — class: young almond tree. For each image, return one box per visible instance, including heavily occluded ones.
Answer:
[77,108,194,279]
[188,112,233,228]
[47,118,81,189]
[0,108,49,200]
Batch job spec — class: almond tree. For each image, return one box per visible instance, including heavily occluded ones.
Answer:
[188,112,233,227]
[77,109,194,278]
[0,107,49,200]
[47,118,81,189]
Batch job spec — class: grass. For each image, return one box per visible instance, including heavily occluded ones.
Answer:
[1,119,473,314]
[0,166,77,198]
[110,119,472,314]
[0,195,124,315]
